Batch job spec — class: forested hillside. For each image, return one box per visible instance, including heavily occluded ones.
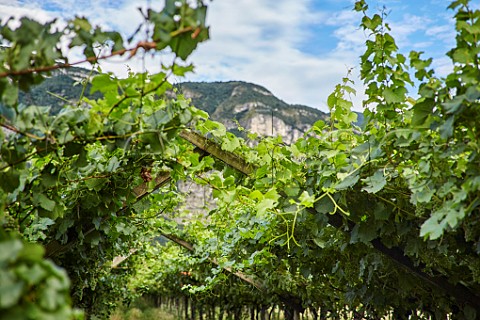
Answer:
[18,67,102,114]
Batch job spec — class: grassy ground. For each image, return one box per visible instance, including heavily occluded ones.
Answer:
[110,306,176,320]
[110,297,178,320]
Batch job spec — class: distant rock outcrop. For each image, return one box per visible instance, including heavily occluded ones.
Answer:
[176,81,328,143]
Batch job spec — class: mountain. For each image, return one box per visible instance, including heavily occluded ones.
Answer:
[15,68,329,143]
[176,81,328,143]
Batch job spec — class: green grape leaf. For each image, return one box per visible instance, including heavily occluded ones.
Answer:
[15,264,47,285]
[221,133,240,152]
[420,215,445,240]
[0,271,23,308]
[0,239,23,264]
[256,199,276,218]
[18,242,45,262]
[383,87,407,104]
[362,171,386,194]
[84,178,107,191]
[412,98,434,126]
[335,172,360,190]
[299,191,315,208]
[35,194,56,212]
[350,223,377,244]
[442,96,464,114]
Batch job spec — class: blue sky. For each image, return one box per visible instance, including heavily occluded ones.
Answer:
[0,0,466,111]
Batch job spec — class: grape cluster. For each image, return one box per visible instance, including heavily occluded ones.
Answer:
[1,214,19,232]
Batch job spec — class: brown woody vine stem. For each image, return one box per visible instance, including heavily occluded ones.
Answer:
[0,41,157,78]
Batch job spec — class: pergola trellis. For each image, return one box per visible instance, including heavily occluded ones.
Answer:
[46,129,480,314]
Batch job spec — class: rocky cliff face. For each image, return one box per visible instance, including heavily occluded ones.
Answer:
[177,81,328,144]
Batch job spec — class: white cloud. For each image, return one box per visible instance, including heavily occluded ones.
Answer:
[431,56,453,78]
[178,0,367,111]
[0,3,54,24]
[426,24,455,47]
